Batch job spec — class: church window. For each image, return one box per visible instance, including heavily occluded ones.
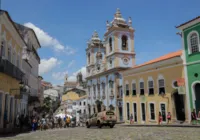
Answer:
[109,37,112,52]
[122,35,128,50]
[188,32,199,54]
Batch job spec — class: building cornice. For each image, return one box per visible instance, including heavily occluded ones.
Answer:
[122,56,182,76]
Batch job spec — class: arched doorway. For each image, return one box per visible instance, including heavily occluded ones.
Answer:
[174,92,185,121]
[194,83,200,113]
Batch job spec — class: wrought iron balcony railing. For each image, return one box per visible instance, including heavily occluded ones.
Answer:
[0,56,24,81]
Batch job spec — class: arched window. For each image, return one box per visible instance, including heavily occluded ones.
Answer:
[125,83,129,96]
[148,77,154,95]
[122,35,128,50]
[189,32,199,53]
[158,75,165,94]
[132,80,136,96]
[139,79,144,95]
[88,53,90,64]
[0,41,5,57]
[109,37,112,52]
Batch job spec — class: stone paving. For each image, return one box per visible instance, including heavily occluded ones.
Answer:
[1,125,200,140]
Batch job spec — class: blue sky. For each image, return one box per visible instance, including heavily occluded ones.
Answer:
[3,0,200,85]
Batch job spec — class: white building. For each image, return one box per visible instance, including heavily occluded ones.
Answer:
[86,9,135,121]
[15,23,41,97]
[44,89,59,101]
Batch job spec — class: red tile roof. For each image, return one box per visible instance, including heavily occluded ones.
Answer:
[133,50,182,68]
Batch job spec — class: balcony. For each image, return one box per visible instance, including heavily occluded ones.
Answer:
[0,57,24,81]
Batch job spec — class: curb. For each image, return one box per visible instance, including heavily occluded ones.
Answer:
[119,124,200,128]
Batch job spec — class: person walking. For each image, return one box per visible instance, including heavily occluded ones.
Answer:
[158,112,162,125]
[130,114,134,124]
[191,109,197,125]
[58,117,62,128]
[167,112,171,124]
[66,117,70,128]
[41,115,46,130]
[32,118,37,131]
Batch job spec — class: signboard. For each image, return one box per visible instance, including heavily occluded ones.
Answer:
[178,86,185,95]
[177,78,185,86]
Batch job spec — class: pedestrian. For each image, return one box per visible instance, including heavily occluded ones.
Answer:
[158,112,162,125]
[32,118,37,131]
[54,117,58,128]
[41,115,46,130]
[51,117,54,129]
[191,109,197,125]
[167,112,171,124]
[58,117,62,128]
[15,113,20,127]
[66,117,70,127]
[130,114,133,124]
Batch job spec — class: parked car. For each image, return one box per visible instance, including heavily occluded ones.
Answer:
[86,110,117,128]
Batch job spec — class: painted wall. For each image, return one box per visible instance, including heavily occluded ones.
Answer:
[123,64,189,124]
[183,22,200,110]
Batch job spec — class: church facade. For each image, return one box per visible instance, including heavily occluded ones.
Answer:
[86,9,135,121]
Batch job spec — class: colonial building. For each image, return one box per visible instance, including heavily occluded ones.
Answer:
[122,51,189,124]
[176,16,200,119]
[61,88,87,120]
[0,10,26,132]
[86,8,135,121]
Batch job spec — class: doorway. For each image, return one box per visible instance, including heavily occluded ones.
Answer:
[174,92,185,121]
[160,103,167,122]
[126,103,130,120]
[118,107,123,121]
[141,103,146,121]
[133,103,137,122]
[194,83,200,113]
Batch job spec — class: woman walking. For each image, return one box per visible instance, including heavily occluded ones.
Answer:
[158,112,162,125]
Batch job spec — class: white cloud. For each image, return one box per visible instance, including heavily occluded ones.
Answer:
[24,22,76,55]
[39,57,61,75]
[67,60,75,68]
[52,71,68,81]
[68,67,86,82]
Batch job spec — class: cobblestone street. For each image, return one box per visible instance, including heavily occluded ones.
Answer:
[1,125,200,140]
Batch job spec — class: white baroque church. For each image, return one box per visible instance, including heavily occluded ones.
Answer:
[86,8,135,121]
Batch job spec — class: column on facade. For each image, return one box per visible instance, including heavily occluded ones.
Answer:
[106,75,109,110]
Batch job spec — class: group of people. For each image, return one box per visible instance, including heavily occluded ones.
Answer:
[31,115,76,131]
[129,112,172,124]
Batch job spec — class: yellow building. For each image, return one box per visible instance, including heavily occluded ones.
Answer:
[0,10,26,132]
[122,50,189,124]
[61,88,87,116]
